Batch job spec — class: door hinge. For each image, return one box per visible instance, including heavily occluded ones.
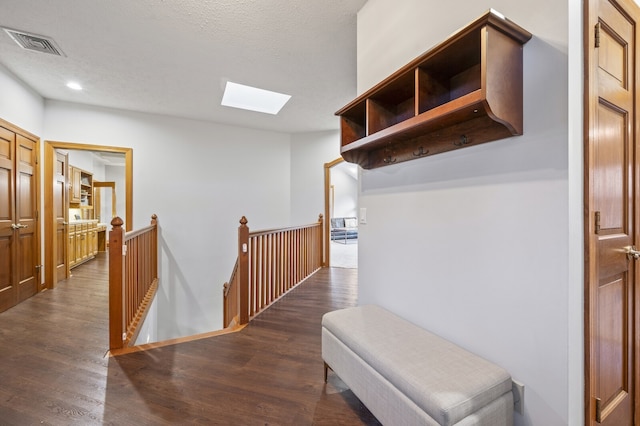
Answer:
[595,211,601,234]
[595,22,601,48]
[595,397,602,423]
[35,210,38,220]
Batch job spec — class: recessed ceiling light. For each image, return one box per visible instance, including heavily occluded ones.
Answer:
[66,81,82,91]
[221,81,291,115]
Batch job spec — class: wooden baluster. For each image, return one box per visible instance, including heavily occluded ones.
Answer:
[270,233,276,303]
[250,235,256,317]
[277,231,283,297]
[109,217,125,351]
[151,214,158,288]
[264,234,270,307]
[238,217,249,325]
[318,214,324,269]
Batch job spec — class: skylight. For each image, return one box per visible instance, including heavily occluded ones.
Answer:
[221,81,291,115]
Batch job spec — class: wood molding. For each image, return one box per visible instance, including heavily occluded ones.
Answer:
[0,117,39,142]
[323,157,345,267]
[108,323,249,357]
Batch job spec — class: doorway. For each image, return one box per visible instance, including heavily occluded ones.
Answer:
[43,141,133,289]
[324,158,358,268]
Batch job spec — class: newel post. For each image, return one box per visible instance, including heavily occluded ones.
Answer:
[109,217,125,351]
[238,216,250,325]
[151,214,158,278]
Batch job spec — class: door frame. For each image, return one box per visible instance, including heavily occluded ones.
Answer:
[583,0,640,423]
[323,157,361,268]
[43,140,133,289]
[323,158,344,267]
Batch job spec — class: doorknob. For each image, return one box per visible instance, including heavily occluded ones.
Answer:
[626,246,640,260]
[10,224,28,230]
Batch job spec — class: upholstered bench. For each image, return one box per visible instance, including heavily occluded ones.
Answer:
[322,305,514,426]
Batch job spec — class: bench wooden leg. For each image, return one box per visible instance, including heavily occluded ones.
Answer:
[324,362,330,383]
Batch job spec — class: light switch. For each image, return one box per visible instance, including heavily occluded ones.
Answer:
[359,208,367,224]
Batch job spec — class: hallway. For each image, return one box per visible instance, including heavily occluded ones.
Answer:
[0,256,378,425]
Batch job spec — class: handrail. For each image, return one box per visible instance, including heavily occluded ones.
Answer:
[223,259,239,328]
[248,222,324,237]
[109,214,159,351]
[223,215,324,328]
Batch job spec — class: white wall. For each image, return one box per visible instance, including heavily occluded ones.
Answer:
[331,165,358,218]
[290,130,341,224]
[43,100,293,340]
[357,1,572,425]
[66,150,106,179]
[0,65,44,135]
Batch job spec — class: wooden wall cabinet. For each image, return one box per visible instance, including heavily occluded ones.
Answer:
[69,165,93,209]
[69,166,82,203]
[336,10,532,169]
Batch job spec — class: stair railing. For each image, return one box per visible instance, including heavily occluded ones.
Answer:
[224,215,324,328]
[109,214,159,351]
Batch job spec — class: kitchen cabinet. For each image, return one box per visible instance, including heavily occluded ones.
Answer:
[69,165,93,210]
[68,220,99,269]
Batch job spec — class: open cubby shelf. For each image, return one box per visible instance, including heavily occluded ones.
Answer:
[336,10,532,169]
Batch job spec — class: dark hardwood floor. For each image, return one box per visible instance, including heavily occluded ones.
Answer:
[0,254,379,425]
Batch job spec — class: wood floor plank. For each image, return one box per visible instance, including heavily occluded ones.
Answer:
[0,254,380,425]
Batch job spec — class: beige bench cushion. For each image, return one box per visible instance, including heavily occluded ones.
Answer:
[322,305,512,426]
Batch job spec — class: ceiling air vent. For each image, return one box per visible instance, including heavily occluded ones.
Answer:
[3,28,65,56]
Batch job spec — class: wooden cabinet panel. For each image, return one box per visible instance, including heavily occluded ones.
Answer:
[336,10,532,169]
[68,225,76,268]
[70,166,81,204]
[88,226,97,256]
[68,221,98,269]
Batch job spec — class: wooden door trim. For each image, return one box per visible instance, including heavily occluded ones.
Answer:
[94,181,117,219]
[324,157,346,267]
[0,118,39,141]
[584,0,639,423]
[43,141,133,289]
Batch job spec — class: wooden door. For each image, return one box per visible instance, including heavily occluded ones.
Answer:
[0,126,16,312]
[586,0,638,424]
[15,135,38,302]
[54,151,68,281]
[0,123,40,312]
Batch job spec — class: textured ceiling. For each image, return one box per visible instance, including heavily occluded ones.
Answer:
[0,0,367,133]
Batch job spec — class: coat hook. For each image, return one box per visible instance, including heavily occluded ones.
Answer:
[454,135,469,146]
[413,146,429,157]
